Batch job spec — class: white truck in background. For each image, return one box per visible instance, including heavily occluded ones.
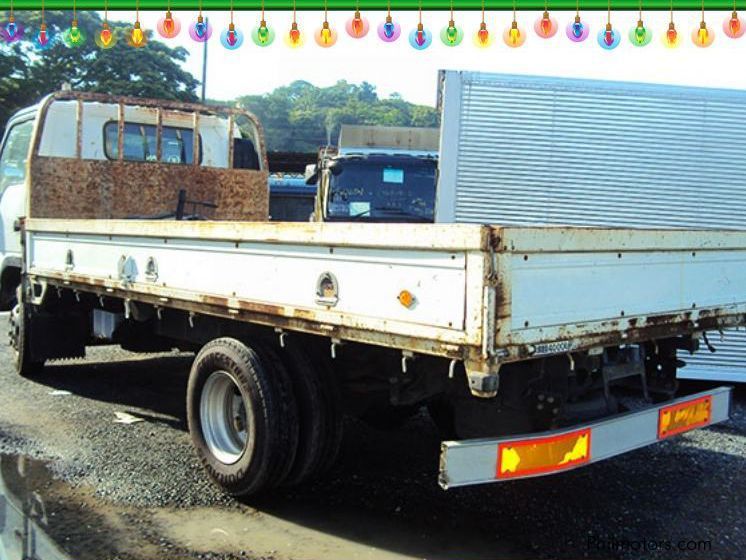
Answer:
[2,85,744,497]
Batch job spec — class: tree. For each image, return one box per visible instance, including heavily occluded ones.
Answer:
[0,10,199,130]
[237,81,440,152]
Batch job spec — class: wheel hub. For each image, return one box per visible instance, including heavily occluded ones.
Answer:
[199,371,249,465]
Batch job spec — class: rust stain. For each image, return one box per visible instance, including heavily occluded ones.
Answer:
[30,157,268,221]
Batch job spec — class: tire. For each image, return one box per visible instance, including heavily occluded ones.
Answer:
[276,342,327,486]
[9,295,44,378]
[186,338,299,497]
[309,347,343,475]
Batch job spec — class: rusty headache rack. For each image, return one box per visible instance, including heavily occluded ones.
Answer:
[26,90,270,222]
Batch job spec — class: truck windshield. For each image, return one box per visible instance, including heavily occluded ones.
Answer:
[326,157,437,222]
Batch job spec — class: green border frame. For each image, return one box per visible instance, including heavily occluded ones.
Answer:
[2,1,736,9]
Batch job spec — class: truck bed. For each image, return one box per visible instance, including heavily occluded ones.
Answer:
[24,218,746,378]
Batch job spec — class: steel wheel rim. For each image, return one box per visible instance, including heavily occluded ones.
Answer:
[200,371,249,465]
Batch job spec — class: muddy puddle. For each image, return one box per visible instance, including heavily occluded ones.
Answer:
[0,452,517,560]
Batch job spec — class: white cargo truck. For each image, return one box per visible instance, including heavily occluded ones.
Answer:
[3,89,744,496]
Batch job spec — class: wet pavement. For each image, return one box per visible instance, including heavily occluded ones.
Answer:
[0,311,744,560]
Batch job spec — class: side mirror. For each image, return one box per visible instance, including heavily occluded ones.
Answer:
[304,164,318,185]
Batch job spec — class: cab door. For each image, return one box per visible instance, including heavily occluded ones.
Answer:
[0,118,34,263]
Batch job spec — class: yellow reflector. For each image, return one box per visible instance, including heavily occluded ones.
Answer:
[496,428,591,479]
[658,395,711,439]
[397,290,415,308]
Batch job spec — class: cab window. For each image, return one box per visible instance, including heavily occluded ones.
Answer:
[0,120,34,195]
[104,122,201,164]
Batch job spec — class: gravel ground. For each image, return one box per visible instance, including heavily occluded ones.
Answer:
[0,310,744,560]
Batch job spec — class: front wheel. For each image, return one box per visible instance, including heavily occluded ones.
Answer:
[186,338,298,497]
[8,292,44,378]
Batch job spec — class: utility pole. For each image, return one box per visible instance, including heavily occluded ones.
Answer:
[201,17,208,102]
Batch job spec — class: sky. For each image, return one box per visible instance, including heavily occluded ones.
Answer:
[120,10,742,106]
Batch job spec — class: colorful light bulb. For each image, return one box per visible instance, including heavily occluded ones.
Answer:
[663,21,679,47]
[597,22,620,49]
[629,19,652,46]
[503,20,526,47]
[285,21,303,47]
[157,10,181,39]
[377,15,401,42]
[566,15,589,42]
[346,10,370,38]
[692,20,714,47]
[1,16,24,43]
[221,22,244,49]
[534,10,558,38]
[0,15,23,43]
[34,23,54,50]
[408,22,432,50]
[474,21,492,47]
[95,22,116,49]
[63,19,86,47]
[251,20,275,46]
[128,20,147,48]
[189,15,212,42]
[6,19,16,38]
[724,10,745,38]
[315,21,337,47]
[440,19,463,46]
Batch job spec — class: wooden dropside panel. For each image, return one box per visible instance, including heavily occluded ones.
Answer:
[29,157,268,221]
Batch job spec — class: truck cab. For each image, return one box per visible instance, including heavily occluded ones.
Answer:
[0,105,37,309]
[310,125,439,223]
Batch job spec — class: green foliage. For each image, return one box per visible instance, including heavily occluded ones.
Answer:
[0,10,199,130]
[237,80,440,153]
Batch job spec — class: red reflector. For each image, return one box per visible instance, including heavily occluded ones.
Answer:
[496,428,591,479]
[658,395,712,439]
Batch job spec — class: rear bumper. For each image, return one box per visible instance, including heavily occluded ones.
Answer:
[439,386,732,489]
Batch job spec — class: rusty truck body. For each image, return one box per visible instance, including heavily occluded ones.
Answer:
[3,90,742,495]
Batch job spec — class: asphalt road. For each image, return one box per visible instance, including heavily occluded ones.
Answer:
[0,311,744,560]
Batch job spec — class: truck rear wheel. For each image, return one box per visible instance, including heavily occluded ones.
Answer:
[277,342,327,485]
[187,338,299,497]
[8,294,44,378]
